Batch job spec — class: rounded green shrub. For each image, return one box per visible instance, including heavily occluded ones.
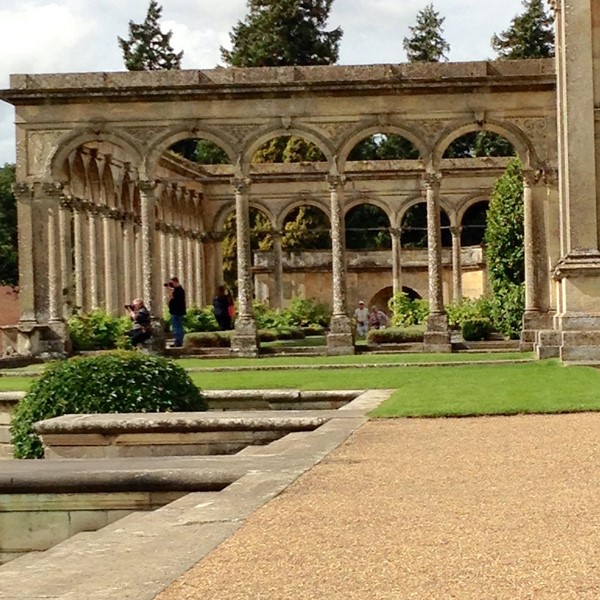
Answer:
[367,326,425,344]
[183,331,231,348]
[68,310,131,351]
[11,351,206,459]
[461,318,493,341]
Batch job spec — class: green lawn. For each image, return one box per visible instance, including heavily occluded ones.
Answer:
[3,357,599,420]
[177,351,530,369]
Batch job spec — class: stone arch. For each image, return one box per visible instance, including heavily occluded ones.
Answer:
[146,127,237,178]
[400,199,452,248]
[279,203,331,251]
[369,287,393,315]
[337,125,428,172]
[101,162,116,208]
[275,198,330,230]
[69,151,86,199]
[433,119,538,167]
[242,124,334,171]
[456,192,491,224]
[344,202,392,251]
[460,200,489,247]
[50,129,144,181]
[87,157,101,204]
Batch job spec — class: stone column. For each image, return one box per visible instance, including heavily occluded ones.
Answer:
[326,175,354,355]
[72,200,86,311]
[47,191,62,323]
[101,207,117,314]
[185,233,195,307]
[230,178,258,357]
[450,226,463,303]
[122,214,135,306]
[390,227,402,298]
[87,206,100,310]
[194,235,205,306]
[58,198,73,317]
[272,230,284,309]
[134,221,143,299]
[523,171,539,314]
[168,226,177,278]
[177,228,186,282]
[158,224,169,311]
[423,172,451,352]
[13,183,36,324]
[139,181,158,314]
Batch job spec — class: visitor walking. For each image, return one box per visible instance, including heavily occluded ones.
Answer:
[213,285,233,330]
[166,277,186,347]
[354,300,369,337]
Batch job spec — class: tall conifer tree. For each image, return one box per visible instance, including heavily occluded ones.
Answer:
[221,0,342,67]
[491,0,555,59]
[403,4,450,63]
[118,1,183,71]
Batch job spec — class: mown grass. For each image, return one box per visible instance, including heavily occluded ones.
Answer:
[3,357,598,421]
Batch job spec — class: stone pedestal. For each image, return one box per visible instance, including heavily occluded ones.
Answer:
[1,322,69,358]
[231,316,259,358]
[423,313,451,353]
[326,315,354,356]
[520,310,552,352]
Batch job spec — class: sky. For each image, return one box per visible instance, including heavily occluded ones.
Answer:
[0,0,528,166]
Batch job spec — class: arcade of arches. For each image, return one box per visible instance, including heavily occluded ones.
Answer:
[1,9,599,361]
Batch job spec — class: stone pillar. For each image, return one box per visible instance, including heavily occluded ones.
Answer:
[390,227,402,298]
[185,233,195,307]
[72,201,86,311]
[134,222,143,299]
[177,229,186,282]
[523,171,539,314]
[101,208,117,314]
[87,207,100,310]
[122,214,135,306]
[13,183,37,324]
[194,235,205,306]
[326,175,354,355]
[58,199,73,317]
[168,226,177,278]
[423,173,451,352]
[450,226,463,303]
[158,224,169,311]
[272,230,284,309]
[230,178,258,357]
[47,192,62,323]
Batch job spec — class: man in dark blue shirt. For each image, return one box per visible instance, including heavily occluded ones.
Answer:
[166,277,186,347]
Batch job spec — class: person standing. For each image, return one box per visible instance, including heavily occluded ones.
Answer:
[166,277,186,347]
[353,300,369,337]
[213,285,232,331]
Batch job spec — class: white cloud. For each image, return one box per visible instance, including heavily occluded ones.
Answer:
[0,0,530,165]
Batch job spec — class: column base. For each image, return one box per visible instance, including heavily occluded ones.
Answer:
[424,312,451,353]
[231,316,259,358]
[1,320,70,358]
[535,313,600,363]
[520,310,553,352]
[327,315,355,356]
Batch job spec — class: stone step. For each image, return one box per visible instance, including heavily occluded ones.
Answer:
[561,345,600,362]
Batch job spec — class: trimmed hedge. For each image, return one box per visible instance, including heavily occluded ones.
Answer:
[367,326,425,344]
[68,310,131,351]
[461,318,493,341]
[11,351,206,459]
[184,331,232,348]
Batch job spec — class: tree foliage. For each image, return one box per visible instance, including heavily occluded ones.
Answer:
[444,132,516,159]
[484,158,525,338]
[252,136,325,163]
[118,0,183,71]
[0,163,17,286]
[222,0,342,67]
[348,134,420,161]
[403,4,450,63]
[491,0,555,59]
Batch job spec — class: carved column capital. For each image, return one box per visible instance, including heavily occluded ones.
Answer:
[327,174,346,191]
[231,177,252,195]
[450,226,462,237]
[138,179,158,194]
[422,172,442,190]
[389,227,402,238]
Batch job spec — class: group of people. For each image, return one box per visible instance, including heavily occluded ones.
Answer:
[125,278,235,348]
[353,300,388,337]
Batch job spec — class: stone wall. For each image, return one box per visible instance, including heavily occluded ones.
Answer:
[0,287,19,354]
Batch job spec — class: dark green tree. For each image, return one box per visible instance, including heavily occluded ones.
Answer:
[491,0,555,59]
[444,132,516,158]
[222,0,342,67]
[0,163,17,286]
[118,0,183,71]
[348,134,420,161]
[403,4,450,63]
[484,158,525,338]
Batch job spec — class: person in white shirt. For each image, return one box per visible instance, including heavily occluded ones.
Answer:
[353,300,370,337]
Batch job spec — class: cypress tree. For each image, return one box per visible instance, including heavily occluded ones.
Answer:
[118,1,183,71]
[221,0,342,67]
[403,4,450,63]
[484,158,525,338]
[491,0,555,59]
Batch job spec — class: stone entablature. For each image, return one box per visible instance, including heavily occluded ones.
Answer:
[0,58,560,356]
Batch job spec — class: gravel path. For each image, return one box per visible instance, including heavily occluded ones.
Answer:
[157,414,600,599]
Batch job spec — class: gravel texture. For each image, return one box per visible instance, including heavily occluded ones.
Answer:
[157,414,600,599]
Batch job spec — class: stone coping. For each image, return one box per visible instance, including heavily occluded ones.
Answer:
[4,59,554,95]
[34,411,332,435]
